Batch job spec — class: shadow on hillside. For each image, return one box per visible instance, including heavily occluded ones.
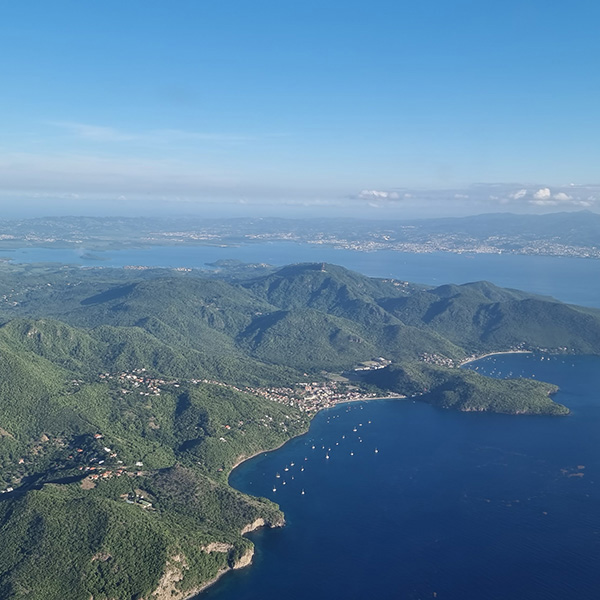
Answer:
[80,284,137,306]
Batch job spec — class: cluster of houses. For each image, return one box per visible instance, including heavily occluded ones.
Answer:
[82,441,145,483]
[191,368,400,413]
[96,359,402,418]
[418,353,456,368]
[122,491,154,509]
[227,379,396,413]
[98,369,180,397]
[79,436,145,483]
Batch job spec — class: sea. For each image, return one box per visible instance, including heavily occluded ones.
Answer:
[2,242,599,307]
[206,353,600,600]
[4,243,600,598]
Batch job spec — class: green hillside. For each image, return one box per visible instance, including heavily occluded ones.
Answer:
[363,361,566,415]
[379,280,600,354]
[0,374,308,599]
[0,467,284,600]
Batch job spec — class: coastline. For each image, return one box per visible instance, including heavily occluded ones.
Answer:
[192,394,405,596]
[186,441,315,596]
[195,353,567,599]
[228,438,301,475]
[196,378,537,597]
[184,547,256,600]
[167,521,266,600]
[193,391,442,598]
[459,350,533,367]
[227,393,404,476]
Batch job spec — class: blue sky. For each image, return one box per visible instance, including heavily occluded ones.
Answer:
[1,1,599,217]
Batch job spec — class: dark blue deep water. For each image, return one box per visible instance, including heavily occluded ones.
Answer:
[203,354,600,600]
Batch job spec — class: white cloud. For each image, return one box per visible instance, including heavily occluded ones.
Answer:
[553,192,572,202]
[530,193,593,207]
[357,189,400,201]
[525,189,598,207]
[533,187,551,200]
[509,189,527,200]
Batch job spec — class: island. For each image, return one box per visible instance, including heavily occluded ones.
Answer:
[0,261,598,599]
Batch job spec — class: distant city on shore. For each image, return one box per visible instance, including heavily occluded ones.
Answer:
[0,211,598,259]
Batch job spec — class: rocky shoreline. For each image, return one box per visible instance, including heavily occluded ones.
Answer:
[146,518,275,600]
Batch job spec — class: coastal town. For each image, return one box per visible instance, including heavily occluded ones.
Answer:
[0,214,599,260]
[0,360,401,496]
[0,344,569,498]
[97,357,401,415]
[1,339,571,498]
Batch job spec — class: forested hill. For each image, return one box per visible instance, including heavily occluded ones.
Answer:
[3,261,598,371]
[0,262,599,598]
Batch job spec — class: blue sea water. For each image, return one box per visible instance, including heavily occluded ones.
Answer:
[1,243,599,306]
[202,354,600,600]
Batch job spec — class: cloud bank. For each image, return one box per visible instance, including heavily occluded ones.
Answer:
[357,190,401,200]
[350,183,599,215]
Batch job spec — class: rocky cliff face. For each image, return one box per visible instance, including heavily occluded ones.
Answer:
[147,554,189,600]
[146,516,282,600]
[233,547,255,570]
[241,517,266,535]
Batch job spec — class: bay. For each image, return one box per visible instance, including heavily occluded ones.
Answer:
[203,354,600,600]
[1,243,599,307]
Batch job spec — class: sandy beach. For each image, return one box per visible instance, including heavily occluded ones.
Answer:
[459,350,533,367]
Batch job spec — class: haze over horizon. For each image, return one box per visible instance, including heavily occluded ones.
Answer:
[1,1,599,219]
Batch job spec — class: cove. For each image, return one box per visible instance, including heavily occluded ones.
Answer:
[200,353,600,600]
